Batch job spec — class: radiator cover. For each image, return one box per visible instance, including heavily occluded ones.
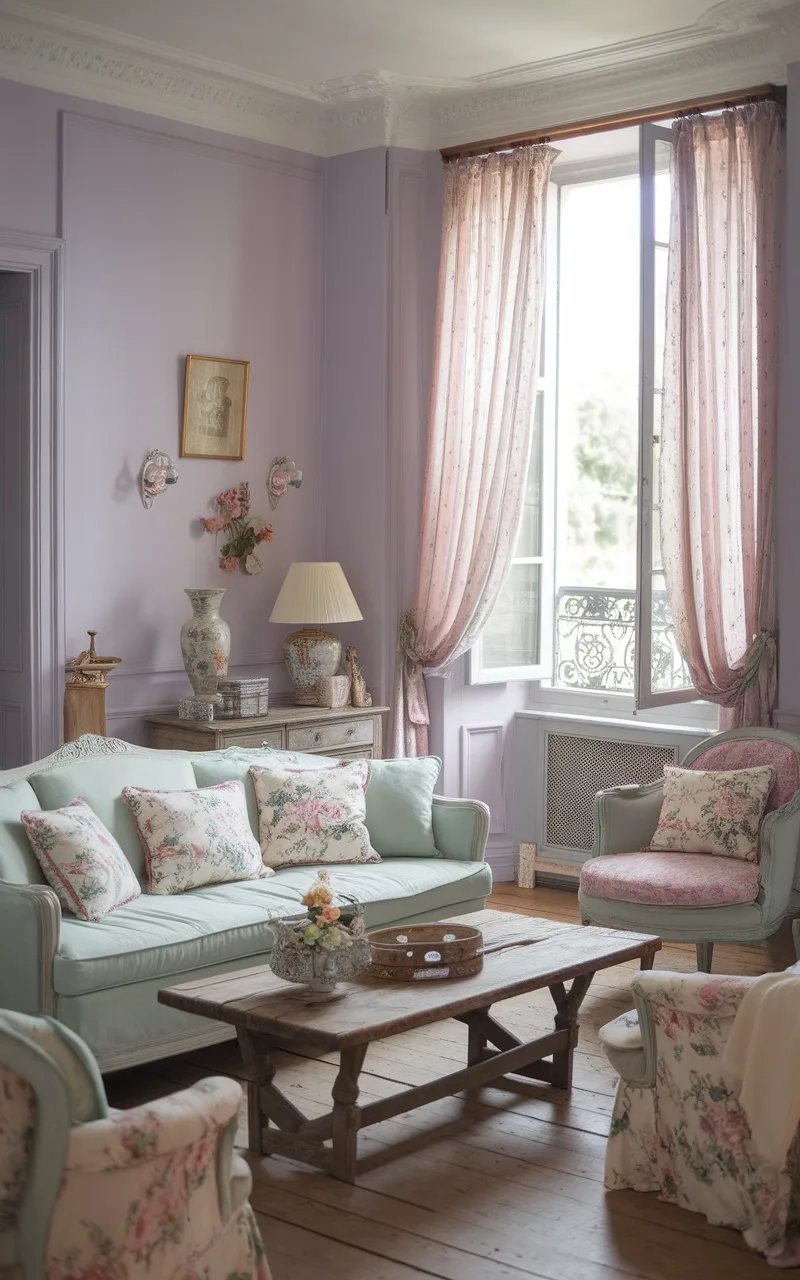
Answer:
[545,731,678,852]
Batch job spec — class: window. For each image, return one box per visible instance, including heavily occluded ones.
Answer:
[470,124,698,713]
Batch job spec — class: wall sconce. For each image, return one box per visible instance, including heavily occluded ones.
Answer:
[140,450,179,509]
[267,456,303,509]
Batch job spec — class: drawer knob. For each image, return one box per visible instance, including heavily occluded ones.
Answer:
[314,732,321,744]
[261,740,273,748]
[346,727,355,737]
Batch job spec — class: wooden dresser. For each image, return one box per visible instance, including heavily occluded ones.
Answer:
[144,704,389,759]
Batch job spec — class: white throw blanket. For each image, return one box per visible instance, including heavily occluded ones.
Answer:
[723,970,800,1168]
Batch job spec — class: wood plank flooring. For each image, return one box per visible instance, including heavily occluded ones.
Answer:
[106,885,781,1279]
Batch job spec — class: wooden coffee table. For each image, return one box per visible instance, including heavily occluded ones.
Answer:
[159,909,660,1182]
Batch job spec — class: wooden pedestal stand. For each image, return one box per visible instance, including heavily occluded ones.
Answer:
[64,631,122,742]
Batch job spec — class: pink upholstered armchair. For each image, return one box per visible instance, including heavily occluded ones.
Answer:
[578,729,800,970]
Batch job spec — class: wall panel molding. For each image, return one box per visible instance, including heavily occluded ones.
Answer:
[460,723,506,835]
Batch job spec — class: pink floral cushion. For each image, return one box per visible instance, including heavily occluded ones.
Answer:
[249,760,380,869]
[689,740,799,812]
[650,765,774,862]
[21,798,141,921]
[580,851,760,907]
[123,780,270,894]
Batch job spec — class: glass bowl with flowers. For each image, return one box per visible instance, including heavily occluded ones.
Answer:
[269,870,371,995]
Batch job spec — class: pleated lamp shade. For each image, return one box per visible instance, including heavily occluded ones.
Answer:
[270,563,363,625]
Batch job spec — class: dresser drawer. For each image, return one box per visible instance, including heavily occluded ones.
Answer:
[287,718,374,753]
[217,728,284,750]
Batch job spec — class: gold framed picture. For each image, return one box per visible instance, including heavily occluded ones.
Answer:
[180,355,250,460]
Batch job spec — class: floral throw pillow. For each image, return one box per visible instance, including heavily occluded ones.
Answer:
[249,760,380,869]
[123,780,271,894]
[21,798,141,921]
[649,765,776,862]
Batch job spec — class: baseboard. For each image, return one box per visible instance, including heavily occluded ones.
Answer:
[485,842,516,883]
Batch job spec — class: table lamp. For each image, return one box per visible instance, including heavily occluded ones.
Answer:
[270,562,363,705]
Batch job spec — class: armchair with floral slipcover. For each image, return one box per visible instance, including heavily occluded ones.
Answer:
[0,1009,270,1280]
[579,728,800,971]
[599,957,800,1261]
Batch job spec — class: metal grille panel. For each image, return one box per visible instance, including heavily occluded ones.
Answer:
[546,732,677,851]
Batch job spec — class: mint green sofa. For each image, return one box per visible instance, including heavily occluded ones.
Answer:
[0,736,491,1071]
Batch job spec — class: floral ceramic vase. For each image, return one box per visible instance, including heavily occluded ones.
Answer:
[180,588,231,704]
[269,914,371,994]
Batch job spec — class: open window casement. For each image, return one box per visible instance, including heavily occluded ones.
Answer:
[634,122,696,711]
[467,182,558,686]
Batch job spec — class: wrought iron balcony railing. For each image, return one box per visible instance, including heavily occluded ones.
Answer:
[554,585,692,693]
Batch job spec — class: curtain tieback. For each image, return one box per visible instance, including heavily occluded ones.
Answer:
[735,630,777,696]
[398,611,430,727]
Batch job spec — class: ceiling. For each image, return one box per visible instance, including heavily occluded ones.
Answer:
[13,0,725,91]
[0,0,795,153]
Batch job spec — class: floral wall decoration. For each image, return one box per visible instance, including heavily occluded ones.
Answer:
[267,456,303,509]
[200,482,273,575]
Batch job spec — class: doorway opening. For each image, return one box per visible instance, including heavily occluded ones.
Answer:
[0,270,33,768]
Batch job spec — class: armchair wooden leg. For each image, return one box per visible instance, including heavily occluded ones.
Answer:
[696,942,714,972]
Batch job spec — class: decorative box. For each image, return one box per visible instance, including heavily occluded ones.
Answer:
[178,697,215,722]
[216,677,270,719]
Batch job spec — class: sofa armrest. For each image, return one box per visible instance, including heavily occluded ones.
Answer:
[592,781,664,858]
[0,883,60,1015]
[627,970,755,1087]
[432,796,490,861]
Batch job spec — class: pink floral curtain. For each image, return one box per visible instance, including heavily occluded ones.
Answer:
[394,145,557,756]
[660,102,784,729]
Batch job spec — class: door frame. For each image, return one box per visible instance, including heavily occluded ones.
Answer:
[0,232,65,762]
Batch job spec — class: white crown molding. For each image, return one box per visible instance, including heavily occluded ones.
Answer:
[0,0,795,156]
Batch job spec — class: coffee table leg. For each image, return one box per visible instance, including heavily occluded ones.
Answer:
[548,973,595,1090]
[331,1044,367,1183]
[237,1027,274,1154]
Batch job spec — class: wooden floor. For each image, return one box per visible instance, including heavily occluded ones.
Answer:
[107,885,781,1280]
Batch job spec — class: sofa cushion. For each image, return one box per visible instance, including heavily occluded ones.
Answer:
[21,798,141,921]
[0,779,45,885]
[53,858,491,996]
[579,851,760,907]
[365,757,442,857]
[265,858,493,930]
[29,756,197,879]
[650,765,775,862]
[54,878,304,996]
[250,760,380,868]
[122,780,270,894]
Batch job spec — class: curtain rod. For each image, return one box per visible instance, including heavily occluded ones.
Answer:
[439,83,785,160]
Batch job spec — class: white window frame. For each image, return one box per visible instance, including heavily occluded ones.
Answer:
[467,182,558,686]
[634,121,697,711]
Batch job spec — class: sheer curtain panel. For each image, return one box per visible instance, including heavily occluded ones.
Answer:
[394,145,557,756]
[660,102,784,728]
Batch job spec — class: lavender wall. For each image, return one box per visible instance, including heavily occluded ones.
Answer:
[323,148,443,713]
[0,79,325,743]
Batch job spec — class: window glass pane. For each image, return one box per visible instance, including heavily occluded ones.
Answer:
[655,245,668,389]
[552,174,640,692]
[655,140,672,243]
[651,572,693,693]
[515,393,543,558]
[481,564,541,670]
[651,504,662,573]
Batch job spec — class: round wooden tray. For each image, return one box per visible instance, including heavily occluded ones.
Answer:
[367,924,484,981]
